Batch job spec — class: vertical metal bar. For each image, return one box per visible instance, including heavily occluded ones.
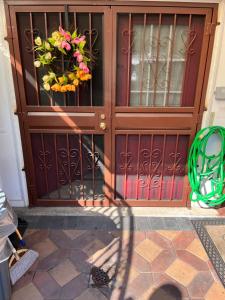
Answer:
[59,12,67,106]
[74,12,79,106]
[147,135,154,200]
[163,25,173,106]
[66,134,72,199]
[181,15,192,107]
[147,24,153,106]
[139,14,147,106]
[54,134,61,199]
[126,13,132,107]
[30,12,40,106]
[40,133,49,196]
[44,12,53,106]
[135,134,141,200]
[153,14,162,107]
[91,135,95,201]
[165,15,177,106]
[79,134,84,200]
[89,13,93,106]
[158,135,166,200]
[124,135,128,200]
[170,135,179,200]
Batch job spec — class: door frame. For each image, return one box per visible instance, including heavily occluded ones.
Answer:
[4,1,218,207]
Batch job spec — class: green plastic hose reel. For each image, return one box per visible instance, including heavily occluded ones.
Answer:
[188,126,225,207]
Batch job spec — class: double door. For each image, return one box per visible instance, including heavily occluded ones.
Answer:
[6,2,217,206]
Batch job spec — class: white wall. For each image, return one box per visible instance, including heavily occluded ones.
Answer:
[0,0,224,207]
[0,0,28,206]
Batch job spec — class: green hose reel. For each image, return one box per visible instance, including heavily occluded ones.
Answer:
[188,126,225,207]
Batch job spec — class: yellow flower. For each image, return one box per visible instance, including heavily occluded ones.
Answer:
[58,77,64,84]
[52,31,61,40]
[86,74,92,80]
[45,52,52,60]
[68,73,75,81]
[44,41,51,50]
[73,79,79,86]
[34,60,41,68]
[43,83,50,91]
[60,86,67,92]
[49,72,56,79]
[42,75,50,82]
[34,37,42,46]
[70,85,76,92]
[51,84,61,92]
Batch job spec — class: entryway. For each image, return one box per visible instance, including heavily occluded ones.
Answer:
[6,1,217,206]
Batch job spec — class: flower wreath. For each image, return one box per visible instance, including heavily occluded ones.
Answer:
[34,26,92,93]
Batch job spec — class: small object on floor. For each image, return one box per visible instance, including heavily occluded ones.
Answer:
[90,266,110,287]
[7,238,39,285]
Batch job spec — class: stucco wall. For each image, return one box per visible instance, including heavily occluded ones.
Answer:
[0,0,224,207]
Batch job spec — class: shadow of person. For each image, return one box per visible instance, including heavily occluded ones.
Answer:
[148,284,182,300]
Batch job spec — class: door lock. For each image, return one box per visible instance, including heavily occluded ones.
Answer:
[99,122,107,130]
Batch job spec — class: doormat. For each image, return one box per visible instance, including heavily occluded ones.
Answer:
[192,218,225,287]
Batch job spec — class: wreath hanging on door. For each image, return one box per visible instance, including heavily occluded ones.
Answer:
[34,26,92,93]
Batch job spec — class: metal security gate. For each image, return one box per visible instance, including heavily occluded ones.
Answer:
[5,1,217,206]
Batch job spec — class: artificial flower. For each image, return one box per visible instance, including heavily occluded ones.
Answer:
[34,60,41,68]
[42,75,50,82]
[43,83,50,91]
[61,41,71,51]
[73,79,79,86]
[44,41,51,50]
[34,37,42,46]
[45,52,52,60]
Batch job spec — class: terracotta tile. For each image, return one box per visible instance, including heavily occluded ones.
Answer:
[135,239,162,263]
[33,270,61,299]
[117,265,140,285]
[75,288,107,300]
[146,231,172,249]
[165,258,198,287]
[49,229,72,249]
[187,271,214,298]
[207,260,221,282]
[49,258,80,286]
[83,239,106,257]
[37,248,70,271]
[186,238,209,262]
[25,230,49,247]
[176,250,208,271]
[12,283,43,300]
[69,249,91,273]
[172,231,195,249]
[32,238,58,259]
[131,251,151,272]
[151,248,176,272]
[63,229,86,240]
[152,272,189,298]
[122,230,146,247]
[205,281,225,300]
[157,230,181,241]
[60,273,88,299]
[125,273,154,299]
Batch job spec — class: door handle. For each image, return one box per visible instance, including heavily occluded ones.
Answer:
[99,122,107,130]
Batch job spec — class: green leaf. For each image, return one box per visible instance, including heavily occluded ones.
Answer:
[48,37,55,46]
[71,30,77,39]
[58,48,67,55]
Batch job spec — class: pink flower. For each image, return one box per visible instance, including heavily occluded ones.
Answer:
[61,41,71,51]
[79,62,86,69]
[71,35,86,45]
[77,54,83,62]
[73,50,80,57]
[83,66,89,73]
[59,26,71,41]
[79,62,89,73]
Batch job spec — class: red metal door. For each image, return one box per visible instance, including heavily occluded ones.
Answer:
[7,5,112,206]
[111,6,216,206]
[5,2,217,206]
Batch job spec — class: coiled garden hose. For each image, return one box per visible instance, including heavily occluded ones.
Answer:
[188,126,225,207]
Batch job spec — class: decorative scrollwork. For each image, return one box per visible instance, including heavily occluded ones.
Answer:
[24,28,40,53]
[38,150,52,171]
[83,28,99,56]
[120,152,132,170]
[121,29,136,55]
[168,152,183,173]
[87,151,100,170]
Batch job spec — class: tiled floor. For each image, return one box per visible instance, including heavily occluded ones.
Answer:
[12,220,225,300]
